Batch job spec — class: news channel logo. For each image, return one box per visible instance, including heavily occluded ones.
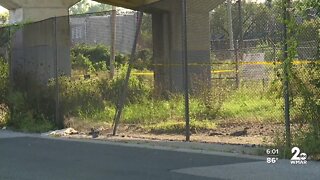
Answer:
[290,147,307,165]
[266,147,308,165]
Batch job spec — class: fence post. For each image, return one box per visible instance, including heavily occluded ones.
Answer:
[8,27,13,86]
[53,17,61,128]
[181,0,191,142]
[110,6,116,79]
[235,40,240,89]
[282,0,291,153]
[238,0,243,48]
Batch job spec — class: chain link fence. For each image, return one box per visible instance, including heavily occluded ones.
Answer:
[0,1,319,151]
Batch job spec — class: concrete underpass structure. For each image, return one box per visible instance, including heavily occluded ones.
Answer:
[0,0,224,91]
[0,0,78,86]
[145,0,224,92]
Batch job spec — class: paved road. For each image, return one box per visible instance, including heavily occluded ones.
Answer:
[0,131,319,180]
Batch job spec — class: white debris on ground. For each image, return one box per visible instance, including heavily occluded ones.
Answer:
[1,126,6,130]
[43,128,79,137]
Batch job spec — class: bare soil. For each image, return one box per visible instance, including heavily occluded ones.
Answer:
[67,120,288,146]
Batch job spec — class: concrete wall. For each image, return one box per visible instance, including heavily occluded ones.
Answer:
[11,17,71,88]
[0,0,78,86]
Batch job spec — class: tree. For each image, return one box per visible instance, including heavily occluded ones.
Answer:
[297,0,320,19]
[210,1,280,42]
[0,12,8,25]
[140,14,152,48]
[88,3,111,13]
[69,0,111,15]
[70,0,91,15]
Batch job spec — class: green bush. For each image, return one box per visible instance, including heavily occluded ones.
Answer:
[71,54,95,73]
[133,48,153,70]
[295,130,320,159]
[290,63,320,158]
[93,61,107,72]
[58,77,104,117]
[72,44,110,64]
[99,65,152,105]
[71,44,153,72]
[0,63,56,131]
[6,91,54,132]
[71,44,129,69]
[0,59,8,126]
[0,59,8,103]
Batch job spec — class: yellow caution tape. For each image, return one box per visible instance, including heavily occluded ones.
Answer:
[132,72,154,76]
[152,60,319,66]
[71,60,319,77]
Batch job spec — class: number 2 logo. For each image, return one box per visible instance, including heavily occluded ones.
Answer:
[291,147,307,161]
[291,147,301,160]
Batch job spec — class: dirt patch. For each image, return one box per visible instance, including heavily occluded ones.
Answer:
[66,120,287,146]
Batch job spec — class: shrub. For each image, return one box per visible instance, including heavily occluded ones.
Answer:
[133,48,153,70]
[99,64,152,105]
[93,61,107,72]
[6,91,54,132]
[71,44,129,69]
[72,44,110,64]
[58,77,105,117]
[191,77,230,120]
[0,59,8,103]
[295,130,320,160]
[0,62,56,131]
[71,53,95,73]
[0,59,8,126]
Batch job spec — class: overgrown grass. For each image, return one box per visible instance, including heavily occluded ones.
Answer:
[219,84,283,123]
[69,77,283,131]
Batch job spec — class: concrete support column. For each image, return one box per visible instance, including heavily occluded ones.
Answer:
[149,0,224,93]
[0,0,79,23]
[0,0,79,86]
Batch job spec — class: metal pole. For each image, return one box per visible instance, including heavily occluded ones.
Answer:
[112,12,143,136]
[227,0,237,89]
[182,0,191,142]
[53,17,61,128]
[282,0,291,151]
[227,0,235,51]
[110,6,116,79]
[235,40,240,88]
[8,27,13,85]
[84,15,88,43]
[238,0,243,49]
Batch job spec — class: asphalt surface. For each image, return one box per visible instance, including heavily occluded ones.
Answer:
[0,136,260,180]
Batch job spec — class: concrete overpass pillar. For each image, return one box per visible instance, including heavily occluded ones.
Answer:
[0,0,78,86]
[148,0,223,93]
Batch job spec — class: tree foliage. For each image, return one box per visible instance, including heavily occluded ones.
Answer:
[210,1,280,41]
[0,12,8,25]
[69,0,111,15]
[297,0,320,19]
